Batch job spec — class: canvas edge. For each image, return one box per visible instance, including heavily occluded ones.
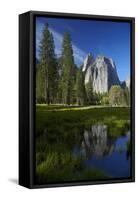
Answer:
[19,10,135,189]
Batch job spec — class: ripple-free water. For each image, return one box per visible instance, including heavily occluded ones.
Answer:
[73,124,131,178]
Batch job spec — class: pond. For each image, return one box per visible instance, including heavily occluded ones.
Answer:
[36,119,131,183]
[73,124,131,178]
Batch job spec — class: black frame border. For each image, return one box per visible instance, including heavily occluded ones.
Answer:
[26,11,135,189]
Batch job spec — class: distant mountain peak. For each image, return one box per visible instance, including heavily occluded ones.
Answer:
[84,55,120,93]
[94,56,116,70]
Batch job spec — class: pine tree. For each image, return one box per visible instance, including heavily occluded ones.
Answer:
[61,32,75,105]
[85,78,94,104]
[76,70,86,105]
[38,23,58,104]
[36,63,45,103]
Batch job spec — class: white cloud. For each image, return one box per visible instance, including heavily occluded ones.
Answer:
[51,28,87,65]
[49,28,62,57]
[36,23,87,65]
[72,44,87,64]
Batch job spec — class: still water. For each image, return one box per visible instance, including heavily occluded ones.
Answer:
[73,124,131,178]
[36,121,131,183]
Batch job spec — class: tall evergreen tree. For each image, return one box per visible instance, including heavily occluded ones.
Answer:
[61,32,75,105]
[85,78,94,104]
[55,57,62,103]
[76,70,86,105]
[36,63,45,103]
[38,23,58,104]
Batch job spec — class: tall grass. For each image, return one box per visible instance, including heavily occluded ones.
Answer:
[36,150,107,184]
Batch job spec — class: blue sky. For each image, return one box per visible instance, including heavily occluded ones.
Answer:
[36,17,130,81]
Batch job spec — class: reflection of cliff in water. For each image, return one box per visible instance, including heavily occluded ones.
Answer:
[81,124,115,159]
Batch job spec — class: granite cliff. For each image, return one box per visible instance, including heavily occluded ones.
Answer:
[82,53,94,72]
[82,54,121,93]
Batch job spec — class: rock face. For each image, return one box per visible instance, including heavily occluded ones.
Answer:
[82,53,94,72]
[125,77,130,89]
[84,55,120,93]
[120,77,130,90]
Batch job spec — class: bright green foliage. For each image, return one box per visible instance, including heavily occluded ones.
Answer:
[36,24,58,104]
[101,96,109,105]
[100,93,109,105]
[109,85,126,106]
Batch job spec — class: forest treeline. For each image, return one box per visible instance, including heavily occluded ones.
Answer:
[36,24,130,106]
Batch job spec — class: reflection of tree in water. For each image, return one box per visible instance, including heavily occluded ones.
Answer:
[81,124,115,159]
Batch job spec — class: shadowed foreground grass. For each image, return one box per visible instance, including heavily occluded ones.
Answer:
[36,150,107,183]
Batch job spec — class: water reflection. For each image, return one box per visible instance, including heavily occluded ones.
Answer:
[74,124,131,178]
[36,121,131,182]
[81,125,115,158]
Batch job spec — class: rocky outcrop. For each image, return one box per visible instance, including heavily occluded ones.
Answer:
[82,53,94,72]
[125,77,130,89]
[84,55,120,93]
